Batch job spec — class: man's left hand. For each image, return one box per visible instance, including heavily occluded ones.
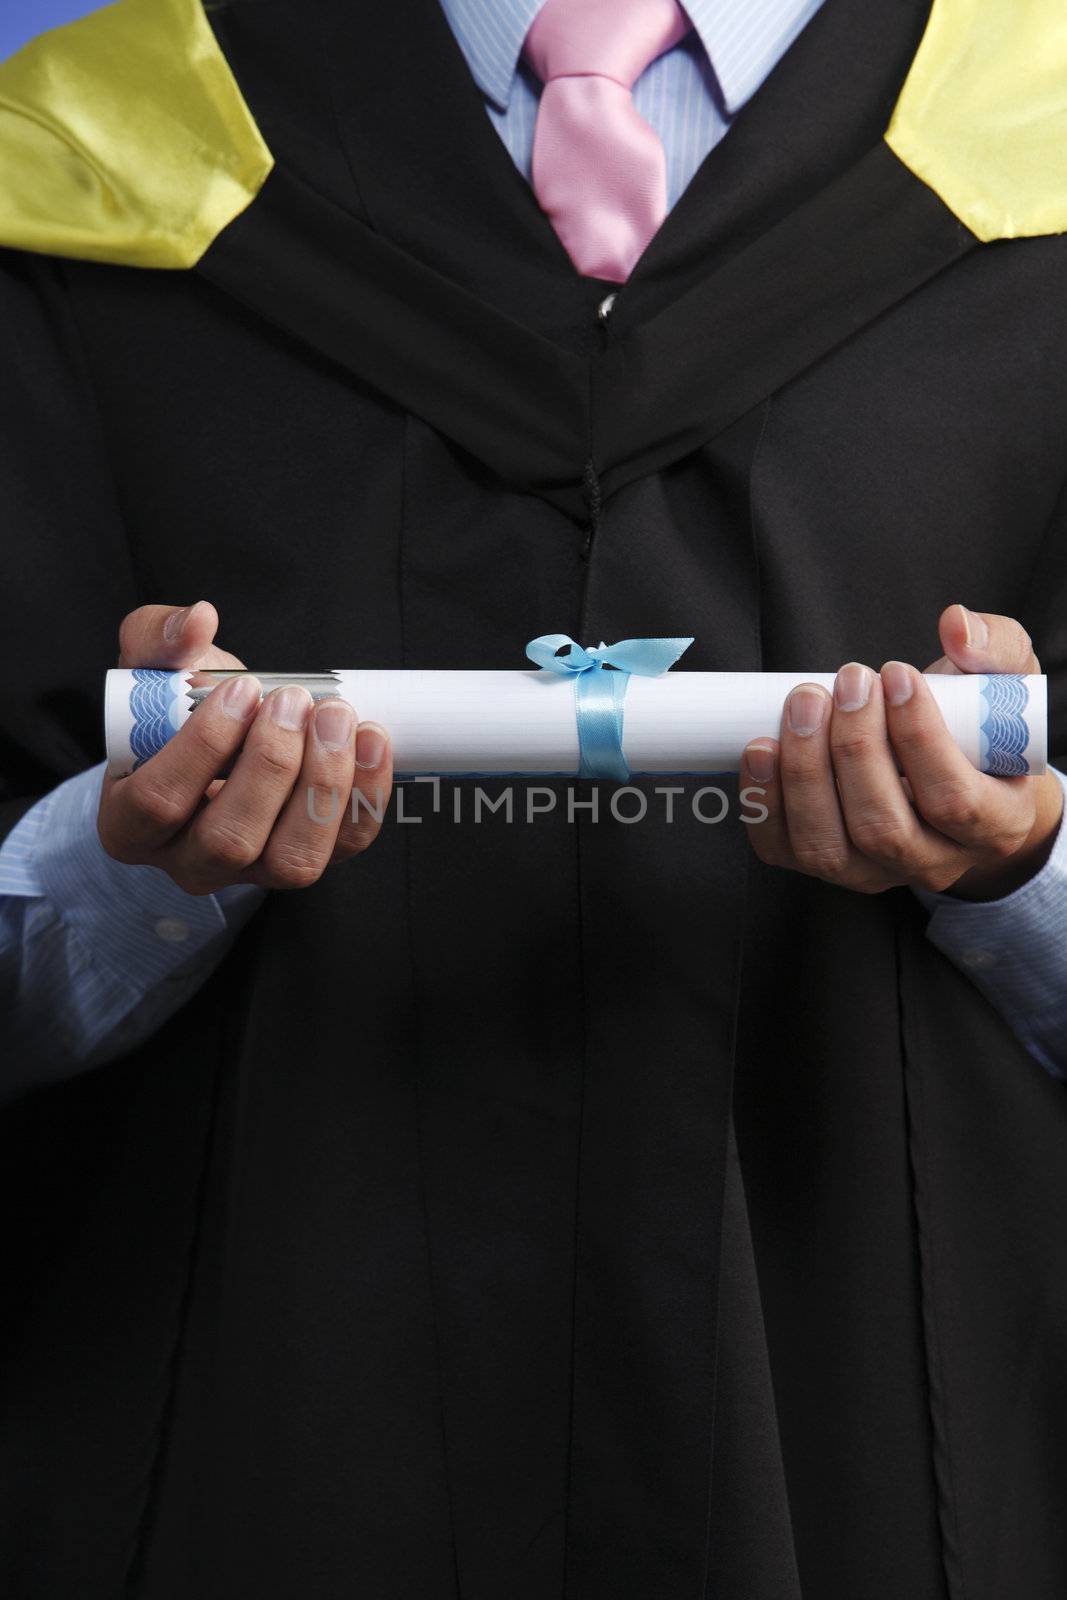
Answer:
[740,605,1063,900]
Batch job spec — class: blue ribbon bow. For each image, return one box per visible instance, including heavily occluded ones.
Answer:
[526,634,694,782]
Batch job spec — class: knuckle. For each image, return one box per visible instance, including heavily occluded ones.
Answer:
[857,875,894,896]
[171,870,216,897]
[830,724,877,763]
[752,844,788,871]
[260,846,324,890]
[849,812,912,864]
[792,838,850,879]
[985,826,1028,862]
[337,822,377,857]
[191,716,240,767]
[745,819,775,852]
[916,861,963,893]
[885,698,931,741]
[97,823,134,864]
[744,824,776,863]
[197,821,260,872]
[887,721,926,755]
[846,863,891,894]
[132,778,187,832]
[778,750,824,790]
[249,738,303,782]
[305,783,345,825]
[917,779,981,834]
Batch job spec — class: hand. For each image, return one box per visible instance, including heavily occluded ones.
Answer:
[98,601,393,894]
[740,605,1063,901]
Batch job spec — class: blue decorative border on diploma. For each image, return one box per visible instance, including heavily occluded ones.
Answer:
[978,674,1029,775]
[130,669,187,768]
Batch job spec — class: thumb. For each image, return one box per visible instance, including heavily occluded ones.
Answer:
[926,604,1040,676]
[117,600,244,670]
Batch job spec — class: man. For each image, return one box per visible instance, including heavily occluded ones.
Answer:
[2,0,1067,1596]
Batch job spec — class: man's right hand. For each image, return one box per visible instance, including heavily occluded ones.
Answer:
[98,602,392,894]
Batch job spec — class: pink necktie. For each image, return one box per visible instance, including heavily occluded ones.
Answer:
[522,0,692,283]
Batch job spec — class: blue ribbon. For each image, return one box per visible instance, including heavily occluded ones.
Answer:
[526,634,694,781]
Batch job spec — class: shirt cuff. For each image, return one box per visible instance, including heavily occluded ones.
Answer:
[0,764,263,993]
[916,766,1067,1078]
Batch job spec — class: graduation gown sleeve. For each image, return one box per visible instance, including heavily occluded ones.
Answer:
[0,251,138,839]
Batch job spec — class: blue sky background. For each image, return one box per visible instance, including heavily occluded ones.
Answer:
[0,0,109,61]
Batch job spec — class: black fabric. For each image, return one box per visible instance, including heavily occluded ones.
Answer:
[200,163,594,517]
[201,145,974,518]
[3,0,1067,1596]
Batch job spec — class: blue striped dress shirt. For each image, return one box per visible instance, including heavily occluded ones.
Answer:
[2,0,1067,1084]
[440,0,827,210]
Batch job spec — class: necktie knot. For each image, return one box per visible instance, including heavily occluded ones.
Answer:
[523,0,690,92]
[521,0,692,282]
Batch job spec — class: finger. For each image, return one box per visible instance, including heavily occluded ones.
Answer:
[739,739,796,870]
[117,600,244,671]
[880,661,1035,861]
[831,663,965,892]
[936,604,1040,675]
[171,686,314,889]
[246,697,359,889]
[923,653,958,675]
[331,720,393,863]
[99,675,262,858]
[777,684,857,881]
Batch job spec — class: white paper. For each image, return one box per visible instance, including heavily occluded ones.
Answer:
[105,667,1047,780]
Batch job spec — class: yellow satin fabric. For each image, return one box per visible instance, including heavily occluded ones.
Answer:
[0,0,272,268]
[1,0,1065,267]
[886,0,1067,242]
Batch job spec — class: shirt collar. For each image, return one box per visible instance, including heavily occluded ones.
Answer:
[440,0,826,115]
[439,0,543,110]
[684,0,826,114]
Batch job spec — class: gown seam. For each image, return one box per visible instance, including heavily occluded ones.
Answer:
[561,436,598,1598]
[699,395,804,1599]
[121,1003,236,1596]
[399,410,465,1599]
[559,786,590,1600]
[897,915,968,1600]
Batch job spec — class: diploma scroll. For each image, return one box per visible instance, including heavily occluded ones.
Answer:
[105,668,1047,780]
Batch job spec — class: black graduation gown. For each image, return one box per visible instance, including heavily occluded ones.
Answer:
[2,1,1067,1596]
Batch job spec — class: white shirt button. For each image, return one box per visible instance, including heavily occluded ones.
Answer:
[155,916,190,944]
[961,947,996,971]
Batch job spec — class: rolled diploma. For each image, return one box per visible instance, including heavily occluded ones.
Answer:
[105,668,1047,780]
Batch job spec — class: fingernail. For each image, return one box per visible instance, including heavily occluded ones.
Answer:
[314,698,354,752]
[269,686,312,730]
[746,742,776,783]
[221,674,261,720]
[355,722,388,769]
[163,605,190,642]
[834,662,871,712]
[881,661,914,706]
[787,687,827,737]
[962,607,989,649]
